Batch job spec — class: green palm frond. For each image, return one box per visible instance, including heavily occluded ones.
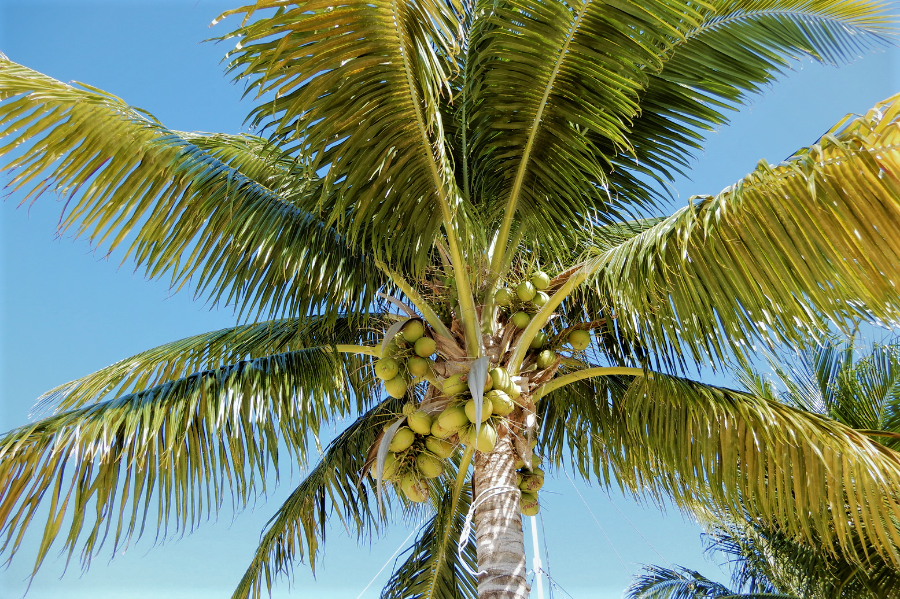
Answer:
[467,0,705,253]
[380,483,477,599]
[34,314,380,414]
[0,347,360,577]
[0,58,381,320]
[606,0,892,194]
[584,92,900,369]
[232,397,403,599]
[218,0,462,270]
[625,564,796,598]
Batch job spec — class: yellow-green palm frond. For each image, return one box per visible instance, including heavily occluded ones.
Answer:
[584,92,900,369]
[0,58,381,320]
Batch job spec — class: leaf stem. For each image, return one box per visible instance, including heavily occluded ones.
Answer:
[375,260,454,340]
[532,366,646,401]
[335,344,381,357]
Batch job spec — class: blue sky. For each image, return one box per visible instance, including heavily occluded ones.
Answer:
[1,1,899,598]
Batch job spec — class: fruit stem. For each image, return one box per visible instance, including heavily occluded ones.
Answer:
[374,259,454,340]
[531,366,647,401]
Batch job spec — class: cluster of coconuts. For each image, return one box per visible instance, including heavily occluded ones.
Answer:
[374,320,438,398]
[515,452,544,516]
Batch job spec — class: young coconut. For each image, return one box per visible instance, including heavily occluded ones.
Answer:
[495,288,512,305]
[407,411,433,435]
[466,423,498,453]
[407,356,431,377]
[487,389,515,416]
[425,437,455,459]
[388,427,416,452]
[438,406,470,431]
[511,312,531,329]
[441,373,468,396]
[530,331,547,349]
[414,336,437,357]
[532,291,550,307]
[519,468,545,492]
[568,329,591,350]
[464,395,493,423]
[401,474,429,503]
[516,280,537,301]
[520,491,540,516]
[401,320,425,343]
[489,367,510,391]
[431,420,454,439]
[531,271,551,290]
[536,349,557,369]
[371,451,400,481]
[416,453,444,479]
[384,375,409,399]
[402,402,417,416]
[375,358,400,380]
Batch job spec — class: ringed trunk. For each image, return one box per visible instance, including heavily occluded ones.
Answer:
[472,433,530,599]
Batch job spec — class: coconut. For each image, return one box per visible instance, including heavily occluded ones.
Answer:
[532,291,550,307]
[375,358,400,380]
[495,288,512,306]
[489,367,510,391]
[431,420,454,439]
[414,337,437,358]
[536,349,556,369]
[505,380,522,401]
[401,320,425,343]
[516,281,536,301]
[425,437,454,459]
[402,402,416,416]
[487,389,514,416]
[382,452,400,481]
[520,491,540,516]
[441,373,468,396]
[568,329,590,350]
[416,453,443,479]
[401,474,429,503]
[531,271,551,290]
[519,468,545,492]
[516,472,523,487]
[384,376,408,399]
[388,427,415,452]
[466,423,498,453]
[530,331,547,349]
[438,406,470,431]
[407,356,431,377]
[407,411,433,435]
[511,312,531,329]
[464,396,493,423]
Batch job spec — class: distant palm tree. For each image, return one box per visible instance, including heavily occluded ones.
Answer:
[3,1,900,598]
[626,340,900,599]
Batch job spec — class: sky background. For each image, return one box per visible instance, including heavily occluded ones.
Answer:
[1,1,899,598]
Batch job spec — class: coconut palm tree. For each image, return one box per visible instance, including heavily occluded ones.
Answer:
[626,339,900,599]
[3,0,900,597]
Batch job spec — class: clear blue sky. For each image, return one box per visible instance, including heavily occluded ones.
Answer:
[0,1,898,598]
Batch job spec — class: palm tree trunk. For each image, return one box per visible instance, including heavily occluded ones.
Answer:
[473,434,530,599]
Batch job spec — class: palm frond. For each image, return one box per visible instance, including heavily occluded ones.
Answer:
[380,483,477,599]
[608,0,893,194]
[34,314,380,414]
[218,0,462,270]
[626,563,797,598]
[0,58,381,320]
[584,92,900,370]
[231,397,404,599]
[0,347,363,577]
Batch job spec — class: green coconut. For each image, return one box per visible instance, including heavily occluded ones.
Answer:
[466,423,498,453]
[520,491,540,516]
[425,437,454,459]
[511,312,531,329]
[495,288,512,306]
[373,452,399,480]
[568,329,591,351]
[414,336,437,357]
[486,389,515,416]
[408,411,433,435]
[441,373,468,396]
[384,376,408,399]
[407,356,431,377]
[531,271,551,290]
[532,291,550,307]
[505,380,522,401]
[438,405,470,431]
[401,474,429,503]
[519,468,545,492]
[516,281,537,301]
[516,472,523,487]
[464,396,493,423]
[416,453,444,479]
[489,367,510,391]
[536,349,556,369]
[402,402,416,416]
[388,427,415,452]
[530,331,547,349]
[431,420,454,439]
[401,320,425,343]
[375,358,400,380]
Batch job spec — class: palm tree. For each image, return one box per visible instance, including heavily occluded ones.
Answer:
[3,0,900,597]
[626,339,900,599]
